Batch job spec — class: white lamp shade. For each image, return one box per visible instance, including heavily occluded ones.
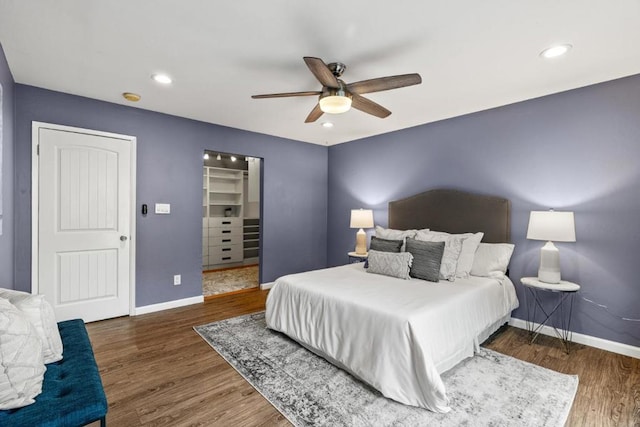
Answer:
[526,211,576,242]
[350,209,374,229]
[319,95,352,114]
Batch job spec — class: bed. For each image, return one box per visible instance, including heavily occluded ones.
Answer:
[265,189,519,413]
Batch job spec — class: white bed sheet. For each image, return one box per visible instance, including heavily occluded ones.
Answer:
[265,262,519,413]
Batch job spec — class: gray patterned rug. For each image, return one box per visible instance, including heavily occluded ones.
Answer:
[194,312,578,427]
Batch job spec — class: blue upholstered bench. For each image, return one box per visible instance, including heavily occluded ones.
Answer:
[0,319,108,427]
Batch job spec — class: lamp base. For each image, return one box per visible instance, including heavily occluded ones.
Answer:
[538,241,561,284]
[354,228,367,255]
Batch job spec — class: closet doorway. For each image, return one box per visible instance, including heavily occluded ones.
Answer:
[202,150,261,298]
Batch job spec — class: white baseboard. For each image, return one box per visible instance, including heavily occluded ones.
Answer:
[260,282,275,290]
[133,295,204,316]
[509,318,640,359]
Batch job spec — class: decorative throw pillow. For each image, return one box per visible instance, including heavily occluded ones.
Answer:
[369,236,403,253]
[375,226,418,251]
[0,288,63,364]
[366,250,413,280]
[414,230,464,281]
[455,232,484,278]
[410,230,483,278]
[470,243,515,279]
[0,298,46,410]
[365,236,405,268]
[405,238,445,282]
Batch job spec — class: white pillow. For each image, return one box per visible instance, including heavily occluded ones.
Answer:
[375,226,418,251]
[0,298,46,410]
[414,230,464,281]
[470,243,515,279]
[0,289,63,364]
[366,250,413,280]
[455,232,484,278]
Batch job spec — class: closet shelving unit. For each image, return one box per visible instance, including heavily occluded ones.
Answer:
[202,167,243,269]
[243,218,260,260]
[204,168,243,217]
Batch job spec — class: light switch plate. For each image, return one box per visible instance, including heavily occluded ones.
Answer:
[155,203,171,214]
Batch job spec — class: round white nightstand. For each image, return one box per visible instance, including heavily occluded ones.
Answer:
[347,251,368,264]
[520,277,580,353]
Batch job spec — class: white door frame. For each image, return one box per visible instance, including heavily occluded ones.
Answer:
[31,121,137,316]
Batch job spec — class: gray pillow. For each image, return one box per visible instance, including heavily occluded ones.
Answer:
[370,236,403,252]
[405,238,445,282]
[366,250,413,280]
[365,236,404,268]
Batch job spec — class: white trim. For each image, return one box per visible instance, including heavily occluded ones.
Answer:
[134,295,204,316]
[31,121,137,316]
[129,138,137,315]
[31,123,39,293]
[260,281,275,290]
[509,318,640,359]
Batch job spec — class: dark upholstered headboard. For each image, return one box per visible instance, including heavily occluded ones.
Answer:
[388,189,511,243]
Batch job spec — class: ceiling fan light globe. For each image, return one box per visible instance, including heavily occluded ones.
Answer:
[319,95,352,114]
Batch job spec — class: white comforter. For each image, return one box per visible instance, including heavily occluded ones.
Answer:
[265,263,519,413]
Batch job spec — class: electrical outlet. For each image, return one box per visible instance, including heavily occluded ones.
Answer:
[173,274,181,286]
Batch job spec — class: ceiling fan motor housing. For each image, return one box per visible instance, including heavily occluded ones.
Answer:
[328,62,347,77]
[321,80,350,98]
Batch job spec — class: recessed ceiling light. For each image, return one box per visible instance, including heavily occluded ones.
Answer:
[321,122,334,128]
[151,73,172,84]
[540,44,572,59]
[122,92,141,102]
[203,153,209,160]
[230,156,237,162]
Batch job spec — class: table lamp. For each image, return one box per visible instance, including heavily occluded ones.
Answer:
[350,209,374,255]
[526,210,576,283]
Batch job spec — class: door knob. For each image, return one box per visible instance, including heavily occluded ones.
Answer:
[120,235,128,241]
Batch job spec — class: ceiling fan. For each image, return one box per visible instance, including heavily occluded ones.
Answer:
[251,57,422,123]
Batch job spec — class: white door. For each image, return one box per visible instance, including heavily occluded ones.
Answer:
[34,124,135,322]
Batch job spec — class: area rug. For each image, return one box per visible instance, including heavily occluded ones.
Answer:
[194,312,578,427]
[202,265,259,296]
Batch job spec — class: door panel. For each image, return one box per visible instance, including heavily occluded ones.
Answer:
[58,249,117,303]
[37,126,132,322]
[58,147,118,231]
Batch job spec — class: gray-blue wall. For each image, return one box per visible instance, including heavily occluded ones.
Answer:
[5,34,639,349]
[327,73,640,347]
[0,43,14,289]
[13,85,328,307]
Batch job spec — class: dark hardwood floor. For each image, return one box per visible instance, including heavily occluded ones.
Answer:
[86,289,639,426]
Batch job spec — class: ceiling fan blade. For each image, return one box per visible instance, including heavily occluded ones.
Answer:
[303,57,339,88]
[351,94,392,118]
[252,91,322,99]
[304,104,324,123]
[347,73,422,95]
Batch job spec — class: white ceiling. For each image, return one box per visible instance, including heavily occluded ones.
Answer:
[1,1,640,146]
